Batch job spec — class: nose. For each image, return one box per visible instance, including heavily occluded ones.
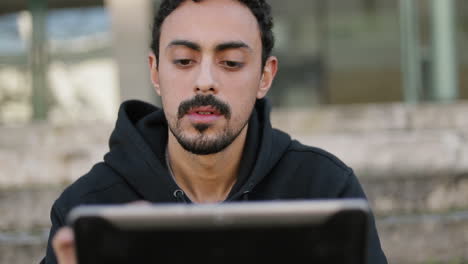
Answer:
[194,60,218,95]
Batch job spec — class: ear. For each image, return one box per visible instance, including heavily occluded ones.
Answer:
[148,52,161,96]
[257,56,278,99]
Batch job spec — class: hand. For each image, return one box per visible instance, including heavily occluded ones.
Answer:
[52,227,77,264]
[51,200,151,263]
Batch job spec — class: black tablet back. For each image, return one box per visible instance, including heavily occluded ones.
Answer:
[68,199,369,264]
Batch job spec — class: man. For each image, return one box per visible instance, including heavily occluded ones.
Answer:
[41,0,388,263]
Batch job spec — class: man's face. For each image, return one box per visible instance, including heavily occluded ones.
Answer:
[150,0,276,155]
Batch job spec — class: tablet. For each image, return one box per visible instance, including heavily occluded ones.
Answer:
[67,199,370,264]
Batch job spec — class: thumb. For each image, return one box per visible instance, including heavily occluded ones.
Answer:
[52,227,77,264]
[128,200,151,205]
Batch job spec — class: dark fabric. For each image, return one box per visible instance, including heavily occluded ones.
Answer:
[227,106,261,198]
[40,98,388,264]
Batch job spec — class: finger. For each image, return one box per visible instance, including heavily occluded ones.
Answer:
[52,227,77,264]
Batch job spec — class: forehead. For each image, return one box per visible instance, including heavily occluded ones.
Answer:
[160,0,261,51]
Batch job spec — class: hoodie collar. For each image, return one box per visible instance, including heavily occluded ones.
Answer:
[104,98,291,203]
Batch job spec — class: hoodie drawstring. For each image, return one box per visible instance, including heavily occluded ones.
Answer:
[242,191,250,201]
[173,189,188,203]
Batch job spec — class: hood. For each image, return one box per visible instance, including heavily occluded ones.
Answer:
[103,98,291,203]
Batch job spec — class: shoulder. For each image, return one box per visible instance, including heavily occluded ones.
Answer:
[272,137,358,197]
[52,162,129,216]
[285,138,352,175]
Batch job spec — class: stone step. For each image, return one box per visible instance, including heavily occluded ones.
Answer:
[377,211,468,264]
[0,187,64,232]
[0,229,48,264]
[0,122,112,188]
[361,174,468,217]
[292,131,468,181]
[270,101,468,133]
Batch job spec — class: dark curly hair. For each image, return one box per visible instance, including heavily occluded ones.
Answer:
[151,0,275,69]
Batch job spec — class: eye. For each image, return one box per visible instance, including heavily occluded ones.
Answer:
[221,61,244,69]
[174,59,194,67]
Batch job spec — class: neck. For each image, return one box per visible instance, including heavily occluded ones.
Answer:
[167,125,248,203]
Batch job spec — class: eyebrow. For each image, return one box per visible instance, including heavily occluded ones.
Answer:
[167,40,201,51]
[215,41,252,52]
[166,40,252,52]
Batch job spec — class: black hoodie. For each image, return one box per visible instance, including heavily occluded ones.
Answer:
[41,98,388,264]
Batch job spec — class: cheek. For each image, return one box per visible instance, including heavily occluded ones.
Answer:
[227,90,258,125]
[222,68,260,93]
[224,74,260,103]
[220,74,260,120]
[159,91,183,124]
[158,69,190,115]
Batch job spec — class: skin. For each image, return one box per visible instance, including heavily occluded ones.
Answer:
[151,0,277,203]
[53,0,278,262]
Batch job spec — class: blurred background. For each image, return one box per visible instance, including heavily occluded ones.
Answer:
[0,0,467,263]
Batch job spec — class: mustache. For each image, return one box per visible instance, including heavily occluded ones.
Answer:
[177,94,231,119]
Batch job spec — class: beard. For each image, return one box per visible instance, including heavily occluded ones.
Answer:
[168,94,250,155]
[169,122,248,155]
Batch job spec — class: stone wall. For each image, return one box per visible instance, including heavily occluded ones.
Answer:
[2,101,468,263]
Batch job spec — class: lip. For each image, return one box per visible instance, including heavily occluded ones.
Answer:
[187,106,221,115]
[186,106,223,124]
